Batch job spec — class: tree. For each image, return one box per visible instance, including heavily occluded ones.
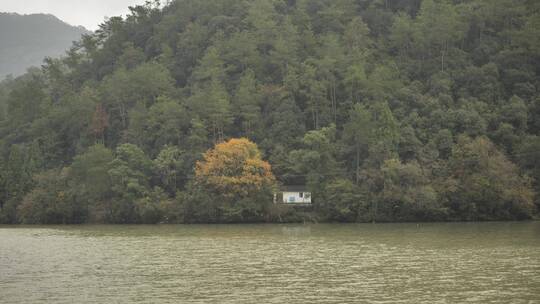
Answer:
[135,187,176,224]
[415,0,465,73]
[154,146,184,195]
[378,159,445,221]
[269,16,300,80]
[516,136,540,210]
[0,143,43,223]
[344,17,372,55]
[100,62,175,143]
[261,94,305,151]
[233,69,261,136]
[367,101,400,166]
[17,169,83,224]
[117,42,146,69]
[501,95,528,132]
[107,144,152,223]
[342,104,372,183]
[70,144,113,221]
[389,12,416,63]
[289,124,341,207]
[444,136,535,220]
[295,60,329,129]
[189,47,232,142]
[195,138,275,198]
[6,72,47,127]
[188,138,276,222]
[324,178,367,222]
[128,96,190,156]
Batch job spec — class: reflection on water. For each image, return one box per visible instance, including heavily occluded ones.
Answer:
[280,225,311,236]
[1,222,539,303]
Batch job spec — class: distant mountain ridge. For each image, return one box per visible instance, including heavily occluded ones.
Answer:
[0,12,90,78]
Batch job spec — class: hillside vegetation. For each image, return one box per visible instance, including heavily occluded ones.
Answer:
[0,0,539,224]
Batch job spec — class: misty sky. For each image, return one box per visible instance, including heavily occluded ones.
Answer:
[0,0,149,30]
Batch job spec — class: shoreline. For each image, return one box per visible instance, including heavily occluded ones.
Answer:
[1,219,538,227]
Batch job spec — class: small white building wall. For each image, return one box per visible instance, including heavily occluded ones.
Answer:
[282,191,312,204]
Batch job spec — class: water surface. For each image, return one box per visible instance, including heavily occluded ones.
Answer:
[1,222,539,303]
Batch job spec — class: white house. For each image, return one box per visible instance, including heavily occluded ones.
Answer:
[277,186,312,204]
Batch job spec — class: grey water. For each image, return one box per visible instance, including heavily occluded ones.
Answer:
[1,222,539,303]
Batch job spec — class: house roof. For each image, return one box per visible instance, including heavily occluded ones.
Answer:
[281,185,309,192]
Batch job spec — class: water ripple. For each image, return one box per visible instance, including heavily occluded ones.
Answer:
[1,222,539,303]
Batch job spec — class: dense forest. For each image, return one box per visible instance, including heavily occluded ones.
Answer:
[0,0,539,224]
[0,12,89,78]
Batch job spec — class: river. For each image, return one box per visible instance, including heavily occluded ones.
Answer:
[1,222,539,303]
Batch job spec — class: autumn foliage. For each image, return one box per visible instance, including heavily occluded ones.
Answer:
[195,138,276,197]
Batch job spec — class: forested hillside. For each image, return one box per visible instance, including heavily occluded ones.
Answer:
[0,0,539,224]
[0,13,89,79]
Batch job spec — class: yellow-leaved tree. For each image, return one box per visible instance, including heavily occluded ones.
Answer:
[195,138,276,197]
[186,138,276,222]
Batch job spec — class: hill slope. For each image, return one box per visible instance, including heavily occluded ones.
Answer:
[0,12,89,78]
[0,0,539,224]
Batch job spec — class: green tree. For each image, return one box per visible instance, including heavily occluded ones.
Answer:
[69,144,113,222]
[0,143,43,223]
[100,62,175,143]
[154,146,184,195]
[128,96,189,156]
[342,104,373,183]
[444,136,535,220]
[415,0,465,73]
[17,169,84,224]
[324,178,367,222]
[233,69,261,136]
[107,144,152,223]
[378,159,445,221]
[189,47,232,141]
[289,125,341,207]
[368,101,400,166]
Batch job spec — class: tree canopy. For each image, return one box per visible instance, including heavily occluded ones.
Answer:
[0,0,538,223]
